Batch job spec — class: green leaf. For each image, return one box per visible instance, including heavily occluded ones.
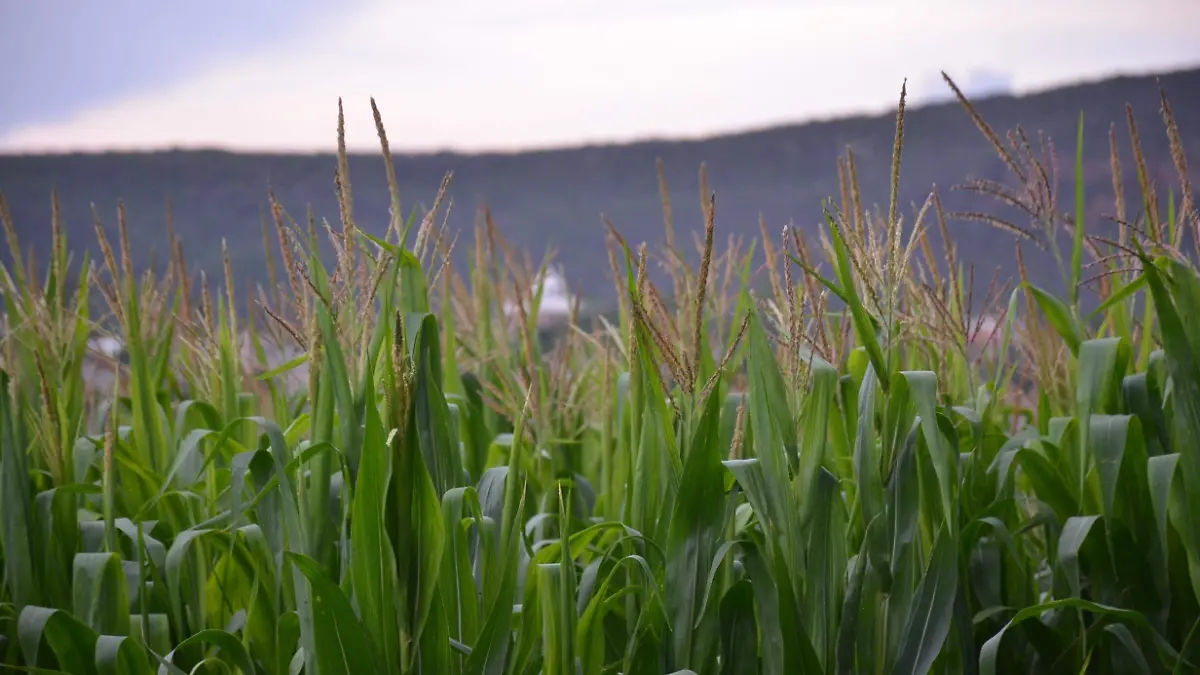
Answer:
[1056,515,1101,599]
[797,358,838,522]
[806,467,847,670]
[1103,623,1152,673]
[889,528,958,675]
[1148,453,1179,612]
[440,486,485,671]
[350,381,401,673]
[853,365,884,540]
[718,580,758,675]
[1089,274,1146,321]
[836,520,877,675]
[389,363,448,671]
[166,629,258,675]
[287,552,383,674]
[1,371,39,609]
[463,488,525,675]
[94,635,155,675]
[978,598,1178,675]
[666,386,725,671]
[1089,415,1151,544]
[72,552,131,637]
[822,208,890,392]
[903,371,955,529]
[742,540,823,675]
[164,528,228,641]
[18,605,100,675]
[255,354,307,382]
[411,313,465,496]
[1023,282,1083,356]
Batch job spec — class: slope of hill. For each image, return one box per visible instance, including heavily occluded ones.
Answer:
[2,67,1198,312]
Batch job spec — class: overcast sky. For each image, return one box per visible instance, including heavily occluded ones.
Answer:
[2,0,1198,154]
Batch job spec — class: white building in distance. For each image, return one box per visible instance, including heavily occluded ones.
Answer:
[503,266,576,329]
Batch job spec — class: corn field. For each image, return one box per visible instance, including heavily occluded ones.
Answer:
[2,79,1200,674]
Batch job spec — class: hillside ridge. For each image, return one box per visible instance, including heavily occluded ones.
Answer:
[2,66,1198,312]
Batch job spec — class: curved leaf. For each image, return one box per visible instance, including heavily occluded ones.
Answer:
[95,635,154,675]
[165,629,256,675]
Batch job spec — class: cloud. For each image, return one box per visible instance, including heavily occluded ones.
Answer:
[1,0,1198,154]
[0,0,363,134]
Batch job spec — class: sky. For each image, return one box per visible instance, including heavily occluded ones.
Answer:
[2,0,1199,155]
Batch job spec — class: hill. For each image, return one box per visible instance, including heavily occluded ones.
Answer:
[2,67,1199,314]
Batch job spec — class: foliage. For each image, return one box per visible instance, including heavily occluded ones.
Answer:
[1,78,1200,674]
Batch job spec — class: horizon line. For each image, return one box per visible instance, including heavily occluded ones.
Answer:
[2,61,1197,160]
